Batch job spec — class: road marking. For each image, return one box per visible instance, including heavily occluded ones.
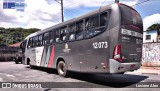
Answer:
[6,74,15,77]
[0,73,15,77]
[142,73,158,75]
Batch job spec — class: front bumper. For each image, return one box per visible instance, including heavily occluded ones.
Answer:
[109,59,141,73]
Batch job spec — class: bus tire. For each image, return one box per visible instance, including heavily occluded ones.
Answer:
[15,61,18,64]
[118,72,125,74]
[57,61,68,77]
[30,65,34,69]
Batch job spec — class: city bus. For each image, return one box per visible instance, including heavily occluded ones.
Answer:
[21,3,143,77]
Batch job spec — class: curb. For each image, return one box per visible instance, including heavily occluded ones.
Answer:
[140,67,160,70]
[136,67,160,75]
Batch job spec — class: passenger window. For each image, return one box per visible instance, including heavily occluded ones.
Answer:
[85,15,100,38]
[85,18,90,30]
[59,27,67,42]
[76,21,84,40]
[100,12,108,26]
[43,32,49,45]
[90,15,99,28]
[38,35,43,46]
[27,38,33,48]
[53,30,60,43]
[68,24,76,41]
[34,36,38,47]
[32,37,35,47]
[49,31,53,44]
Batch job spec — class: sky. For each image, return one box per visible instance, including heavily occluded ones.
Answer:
[0,0,160,31]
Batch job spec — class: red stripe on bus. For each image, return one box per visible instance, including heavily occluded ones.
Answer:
[48,46,54,68]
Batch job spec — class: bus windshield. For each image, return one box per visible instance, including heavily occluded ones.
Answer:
[120,5,143,30]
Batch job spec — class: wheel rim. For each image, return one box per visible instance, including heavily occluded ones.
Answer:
[58,62,66,75]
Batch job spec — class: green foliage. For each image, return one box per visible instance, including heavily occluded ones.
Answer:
[0,27,39,45]
[147,23,160,34]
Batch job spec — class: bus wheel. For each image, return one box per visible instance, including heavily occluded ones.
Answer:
[30,65,34,69]
[118,72,125,74]
[57,61,68,77]
[15,61,18,64]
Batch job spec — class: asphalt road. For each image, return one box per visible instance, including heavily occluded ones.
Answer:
[0,62,159,91]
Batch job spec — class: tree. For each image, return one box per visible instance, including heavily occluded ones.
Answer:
[147,23,160,34]
[0,27,39,45]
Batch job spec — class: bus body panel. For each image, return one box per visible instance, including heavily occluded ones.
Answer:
[119,4,143,64]
[66,30,110,73]
[54,44,70,69]
[35,46,44,66]
[26,48,36,65]
[109,59,141,73]
[120,26,143,63]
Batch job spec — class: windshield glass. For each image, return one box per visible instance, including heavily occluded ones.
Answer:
[120,5,143,31]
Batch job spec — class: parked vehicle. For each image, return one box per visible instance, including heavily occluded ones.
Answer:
[21,3,143,77]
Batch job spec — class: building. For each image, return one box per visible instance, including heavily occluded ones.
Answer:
[0,46,19,61]
[157,35,160,42]
[0,42,22,61]
[143,30,158,43]
[9,42,21,47]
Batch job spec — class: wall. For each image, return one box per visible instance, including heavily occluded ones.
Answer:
[158,35,160,42]
[143,30,158,43]
[142,43,160,66]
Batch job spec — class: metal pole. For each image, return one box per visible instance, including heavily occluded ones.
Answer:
[61,0,64,22]
[55,0,64,22]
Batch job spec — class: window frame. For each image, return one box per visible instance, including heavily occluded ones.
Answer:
[146,35,151,40]
[68,23,76,42]
[27,37,33,48]
[26,10,110,45]
[53,29,60,43]
[59,26,68,43]
[38,34,43,46]
[100,11,108,27]
[84,11,110,39]
[43,32,50,45]
[49,30,54,44]
[75,20,84,41]
[34,36,38,47]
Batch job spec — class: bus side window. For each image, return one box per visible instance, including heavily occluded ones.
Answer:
[22,40,27,53]
[27,38,32,48]
[91,15,99,28]
[38,35,43,46]
[85,18,90,30]
[34,36,38,47]
[54,30,60,43]
[49,31,53,44]
[75,20,84,40]
[68,24,76,41]
[28,37,34,48]
[60,27,67,42]
[100,12,108,26]
[32,37,35,47]
[43,32,49,45]
[85,15,100,38]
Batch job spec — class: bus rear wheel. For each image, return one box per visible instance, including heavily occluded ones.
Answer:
[57,61,68,77]
[118,72,125,74]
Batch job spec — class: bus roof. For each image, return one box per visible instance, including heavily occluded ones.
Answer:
[25,32,38,40]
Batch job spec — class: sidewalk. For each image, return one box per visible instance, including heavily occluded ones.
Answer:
[136,66,160,75]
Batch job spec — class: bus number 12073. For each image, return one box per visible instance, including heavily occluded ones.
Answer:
[93,41,108,49]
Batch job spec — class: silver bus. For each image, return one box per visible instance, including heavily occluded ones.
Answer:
[21,3,143,77]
